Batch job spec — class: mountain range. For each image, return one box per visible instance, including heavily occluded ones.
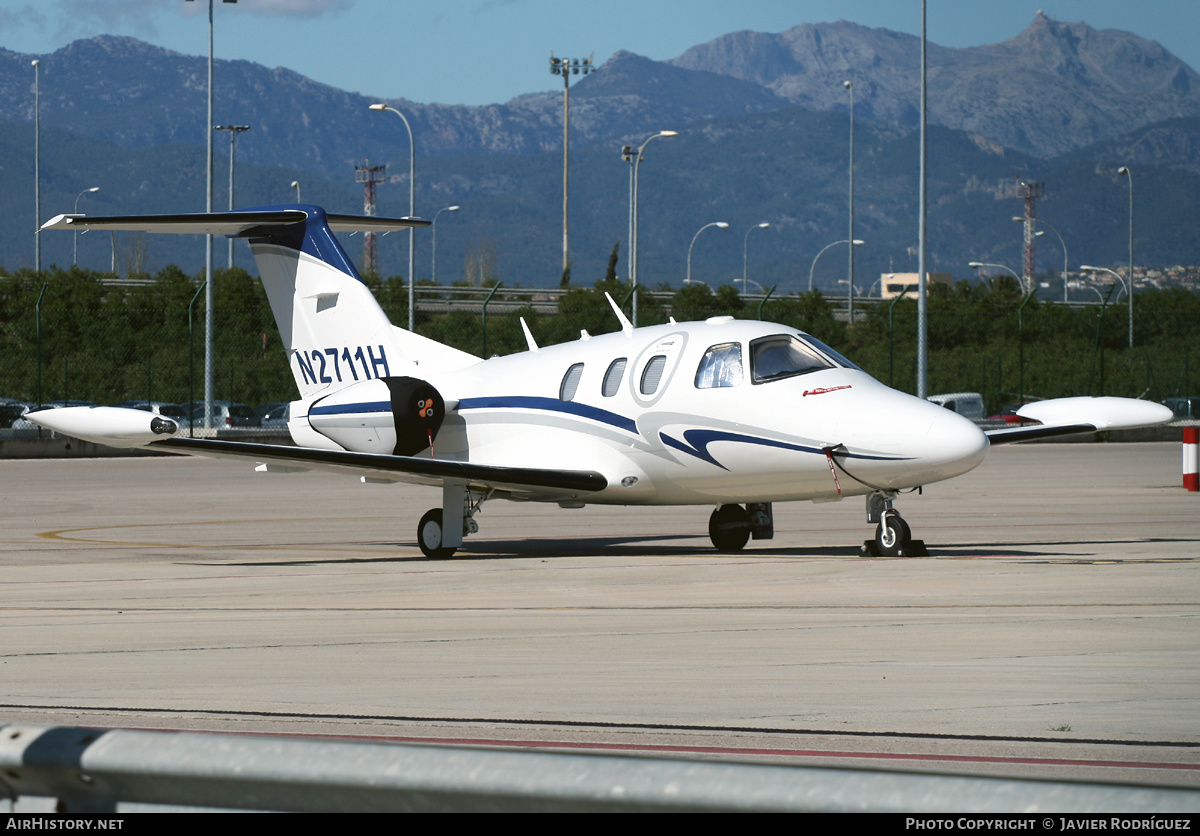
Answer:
[2,12,1200,290]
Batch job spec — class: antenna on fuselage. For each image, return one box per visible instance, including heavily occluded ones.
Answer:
[604,292,634,336]
[520,317,539,352]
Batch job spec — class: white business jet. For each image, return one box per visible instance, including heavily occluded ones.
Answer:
[32,206,1171,558]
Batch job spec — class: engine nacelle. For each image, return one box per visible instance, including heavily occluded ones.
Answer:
[307,377,445,456]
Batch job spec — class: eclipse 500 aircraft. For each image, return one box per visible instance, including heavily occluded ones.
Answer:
[33,206,1171,558]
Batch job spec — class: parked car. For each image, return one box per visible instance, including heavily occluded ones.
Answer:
[9,400,100,430]
[987,401,1035,425]
[0,400,34,429]
[258,402,291,429]
[113,400,189,422]
[182,401,261,429]
[1163,396,1200,420]
[925,392,985,421]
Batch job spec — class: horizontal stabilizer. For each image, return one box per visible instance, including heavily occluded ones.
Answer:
[41,207,429,237]
[985,396,1172,445]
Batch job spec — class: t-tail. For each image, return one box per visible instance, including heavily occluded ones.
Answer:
[40,205,480,403]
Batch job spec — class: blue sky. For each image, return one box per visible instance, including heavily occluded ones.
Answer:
[3,1,1199,106]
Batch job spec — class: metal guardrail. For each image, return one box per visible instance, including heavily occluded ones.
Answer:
[2,723,1199,813]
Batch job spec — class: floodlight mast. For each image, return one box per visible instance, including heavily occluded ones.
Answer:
[550,53,594,279]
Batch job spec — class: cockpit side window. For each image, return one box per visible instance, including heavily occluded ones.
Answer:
[560,363,584,401]
[694,342,743,389]
[750,336,835,384]
[602,358,627,397]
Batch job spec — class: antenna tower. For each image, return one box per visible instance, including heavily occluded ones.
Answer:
[355,159,387,275]
[1017,180,1044,294]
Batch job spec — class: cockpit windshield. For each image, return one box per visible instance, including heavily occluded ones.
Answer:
[750,334,859,384]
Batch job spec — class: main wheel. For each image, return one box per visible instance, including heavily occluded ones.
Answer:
[417,508,458,559]
[873,512,911,557]
[709,504,751,552]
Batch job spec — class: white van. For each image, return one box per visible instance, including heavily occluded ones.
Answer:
[926,392,985,421]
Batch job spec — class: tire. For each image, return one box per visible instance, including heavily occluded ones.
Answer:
[874,513,911,557]
[417,508,457,559]
[709,504,751,552]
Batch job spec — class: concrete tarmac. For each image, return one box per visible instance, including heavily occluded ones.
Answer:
[1,442,1197,787]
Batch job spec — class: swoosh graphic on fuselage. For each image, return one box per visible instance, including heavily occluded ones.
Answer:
[324,396,907,472]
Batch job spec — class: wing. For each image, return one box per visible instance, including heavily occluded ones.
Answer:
[152,437,606,501]
[25,406,605,502]
[984,396,1172,446]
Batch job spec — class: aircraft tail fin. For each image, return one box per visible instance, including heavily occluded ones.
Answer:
[42,206,480,400]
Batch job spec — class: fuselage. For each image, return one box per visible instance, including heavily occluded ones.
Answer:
[303,317,990,506]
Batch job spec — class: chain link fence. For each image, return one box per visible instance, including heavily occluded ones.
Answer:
[1,268,1196,421]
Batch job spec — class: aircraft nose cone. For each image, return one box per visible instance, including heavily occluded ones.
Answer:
[924,406,989,477]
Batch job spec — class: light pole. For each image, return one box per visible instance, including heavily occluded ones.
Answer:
[214,124,250,268]
[290,180,301,202]
[740,222,770,295]
[73,187,99,267]
[971,261,1033,403]
[808,239,864,292]
[629,130,678,326]
[845,79,856,324]
[1012,215,1068,303]
[368,103,416,331]
[1118,166,1133,347]
[186,0,239,429]
[550,53,593,279]
[686,222,728,286]
[431,205,459,285]
[1080,265,1129,304]
[969,261,1022,283]
[32,59,40,273]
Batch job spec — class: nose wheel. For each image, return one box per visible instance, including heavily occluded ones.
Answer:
[862,492,927,557]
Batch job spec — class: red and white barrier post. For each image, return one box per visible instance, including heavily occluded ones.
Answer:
[1184,427,1199,492]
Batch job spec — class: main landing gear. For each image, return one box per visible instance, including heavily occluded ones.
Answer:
[862,490,927,557]
[416,480,483,559]
[708,502,774,552]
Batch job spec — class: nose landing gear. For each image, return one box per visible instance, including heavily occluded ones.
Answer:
[862,490,927,557]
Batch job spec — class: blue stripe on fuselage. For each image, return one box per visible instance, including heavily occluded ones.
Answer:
[457,396,638,434]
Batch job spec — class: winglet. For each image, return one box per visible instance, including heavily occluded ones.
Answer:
[605,293,634,336]
[520,317,539,352]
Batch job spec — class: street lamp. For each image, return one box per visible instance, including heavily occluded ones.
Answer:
[628,130,678,326]
[431,205,459,285]
[1081,264,1132,347]
[368,103,417,331]
[1080,265,1129,302]
[845,80,856,324]
[808,239,864,292]
[186,0,239,429]
[73,187,99,267]
[968,261,1022,283]
[740,222,770,295]
[214,124,250,268]
[971,261,1035,403]
[686,222,728,286]
[1012,215,1068,303]
[32,59,40,273]
[290,180,301,202]
[1118,166,1133,347]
